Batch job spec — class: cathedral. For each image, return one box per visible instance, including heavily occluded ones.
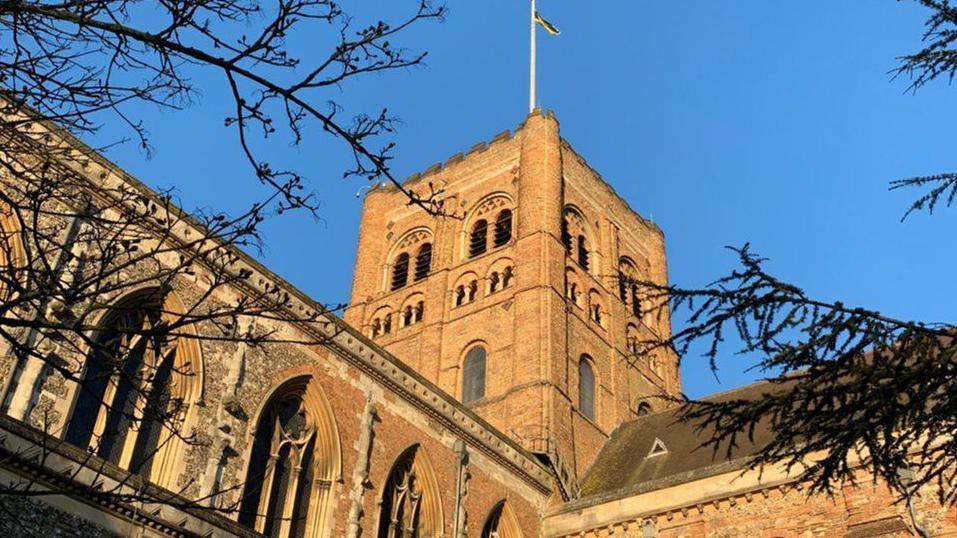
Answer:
[0,109,954,537]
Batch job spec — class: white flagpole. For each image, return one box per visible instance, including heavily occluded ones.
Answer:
[530,0,536,113]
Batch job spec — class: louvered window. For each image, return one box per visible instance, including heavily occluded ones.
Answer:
[631,285,642,318]
[391,253,410,291]
[469,220,488,258]
[493,210,512,247]
[414,243,432,281]
[579,357,595,420]
[577,235,589,270]
[462,346,487,404]
[561,218,572,254]
[618,271,629,303]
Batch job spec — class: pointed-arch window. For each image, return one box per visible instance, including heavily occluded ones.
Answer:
[469,219,488,258]
[462,346,487,404]
[239,393,317,537]
[65,290,192,483]
[579,356,595,420]
[392,253,410,291]
[482,501,523,538]
[377,446,441,538]
[414,243,432,281]
[493,209,513,247]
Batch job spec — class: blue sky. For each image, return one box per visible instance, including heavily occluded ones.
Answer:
[90,1,957,399]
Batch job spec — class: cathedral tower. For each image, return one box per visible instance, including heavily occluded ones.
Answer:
[344,111,679,490]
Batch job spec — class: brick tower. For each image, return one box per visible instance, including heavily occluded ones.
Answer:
[344,111,680,493]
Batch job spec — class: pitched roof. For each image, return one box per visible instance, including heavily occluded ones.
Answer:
[578,379,789,504]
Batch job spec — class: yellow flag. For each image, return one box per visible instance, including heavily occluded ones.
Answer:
[534,11,561,36]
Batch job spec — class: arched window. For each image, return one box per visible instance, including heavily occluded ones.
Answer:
[469,219,488,258]
[493,209,513,247]
[502,266,513,289]
[414,243,432,281]
[481,501,524,538]
[371,318,383,338]
[455,285,466,307]
[489,271,501,294]
[65,289,199,486]
[239,393,316,536]
[579,357,595,420]
[577,235,589,270]
[402,306,414,327]
[382,313,393,334]
[238,376,340,538]
[467,280,478,302]
[391,253,410,291]
[377,446,443,538]
[414,301,424,324]
[637,402,652,416]
[462,346,487,404]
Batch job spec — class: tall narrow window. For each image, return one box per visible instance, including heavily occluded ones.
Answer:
[377,446,441,538]
[462,346,487,404]
[391,253,410,291]
[577,235,589,270]
[65,292,190,482]
[631,284,642,318]
[414,243,432,281]
[561,218,572,254]
[579,357,595,420]
[618,271,628,303]
[239,393,316,537]
[493,209,513,247]
[469,219,488,258]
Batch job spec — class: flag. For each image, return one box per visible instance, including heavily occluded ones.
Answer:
[534,11,561,36]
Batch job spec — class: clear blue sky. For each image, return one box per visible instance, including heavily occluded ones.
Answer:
[89,1,957,399]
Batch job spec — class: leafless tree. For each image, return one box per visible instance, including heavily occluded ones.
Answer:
[0,0,445,529]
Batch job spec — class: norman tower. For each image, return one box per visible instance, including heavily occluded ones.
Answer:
[344,111,680,490]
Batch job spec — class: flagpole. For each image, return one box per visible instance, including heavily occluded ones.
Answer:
[530,0,536,113]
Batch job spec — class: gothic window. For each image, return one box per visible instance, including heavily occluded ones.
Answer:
[566,282,579,305]
[65,290,195,484]
[371,318,383,338]
[462,346,487,404]
[455,285,466,307]
[637,402,652,416]
[383,313,393,334]
[469,219,488,258]
[590,303,603,325]
[577,235,589,270]
[377,446,441,538]
[402,306,414,327]
[238,393,316,537]
[493,209,513,247]
[481,500,523,538]
[579,356,596,420]
[391,253,410,291]
[238,376,340,538]
[414,301,424,324]
[414,243,432,281]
